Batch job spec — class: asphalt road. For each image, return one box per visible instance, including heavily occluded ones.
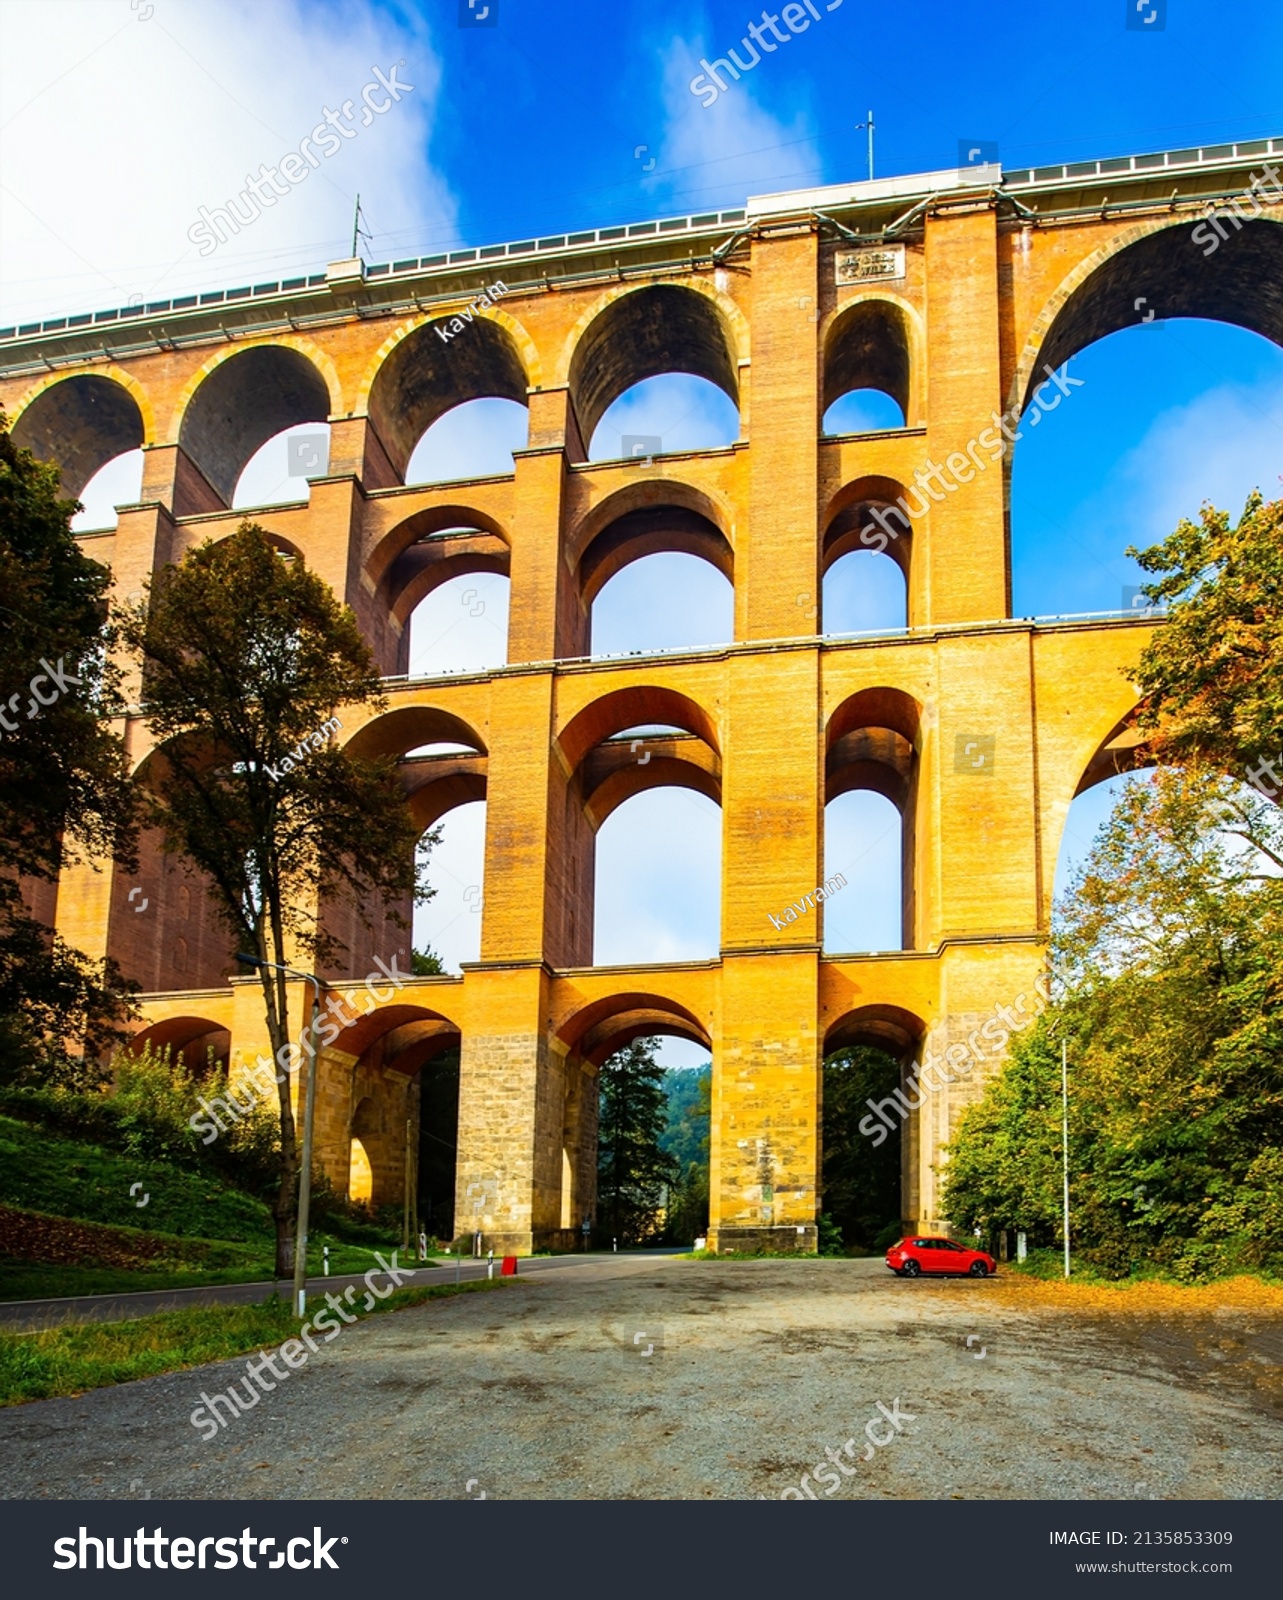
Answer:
[0,1249,660,1332]
[2,1254,1280,1501]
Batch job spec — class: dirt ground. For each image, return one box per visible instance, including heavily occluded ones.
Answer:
[2,1255,1280,1501]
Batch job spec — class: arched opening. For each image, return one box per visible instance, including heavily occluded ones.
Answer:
[109,748,236,993]
[322,1003,462,1224]
[371,510,511,678]
[591,551,733,658]
[349,1129,375,1204]
[407,569,510,676]
[406,397,529,485]
[233,421,332,509]
[822,549,907,635]
[179,345,331,509]
[1012,319,1283,617]
[556,684,726,966]
[825,688,920,950]
[594,787,722,964]
[569,285,741,461]
[317,706,487,979]
[588,373,739,462]
[822,475,914,625]
[124,1016,230,1074]
[412,798,486,973]
[12,374,145,503]
[557,993,712,1248]
[823,1006,924,1249]
[71,447,145,532]
[571,486,734,659]
[822,300,913,435]
[366,316,529,483]
[1011,217,1283,617]
[823,792,902,953]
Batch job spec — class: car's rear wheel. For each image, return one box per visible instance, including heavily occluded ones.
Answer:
[969,1260,988,1277]
[903,1259,921,1277]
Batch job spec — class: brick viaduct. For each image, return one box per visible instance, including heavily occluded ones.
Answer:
[2,138,1280,1251]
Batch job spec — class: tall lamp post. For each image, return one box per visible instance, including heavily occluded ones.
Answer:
[237,952,323,1316]
[1061,1035,1071,1279]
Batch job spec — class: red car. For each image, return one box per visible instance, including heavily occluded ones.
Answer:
[886,1236,996,1277]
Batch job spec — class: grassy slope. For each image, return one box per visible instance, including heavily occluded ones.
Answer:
[0,1114,271,1241]
[0,1116,443,1300]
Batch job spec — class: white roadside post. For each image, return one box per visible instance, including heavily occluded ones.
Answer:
[1061,1037,1071,1278]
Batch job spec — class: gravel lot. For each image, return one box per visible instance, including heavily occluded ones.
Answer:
[2,1255,1280,1501]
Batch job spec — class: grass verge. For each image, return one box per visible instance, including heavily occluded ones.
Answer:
[0,1276,511,1407]
[0,1206,447,1303]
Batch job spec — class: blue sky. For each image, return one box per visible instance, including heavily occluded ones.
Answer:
[3,0,1280,1064]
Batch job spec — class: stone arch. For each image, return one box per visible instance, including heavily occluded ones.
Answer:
[327,1000,463,1206]
[124,1015,230,1072]
[558,991,711,1067]
[341,701,489,848]
[176,340,338,506]
[368,506,511,630]
[361,312,532,482]
[824,1002,925,1060]
[1073,707,1152,799]
[822,474,914,588]
[1010,214,1283,415]
[108,741,234,993]
[341,703,488,764]
[563,281,746,451]
[826,688,923,948]
[558,684,720,772]
[11,370,150,498]
[581,510,733,619]
[822,293,922,427]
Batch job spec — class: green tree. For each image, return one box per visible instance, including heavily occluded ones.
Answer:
[1130,492,1283,783]
[659,1065,710,1243]
[117,523,429,1275]
[944,765,1283,1277]
[0,415,138,1084]
[597,1036,678,1245]
[820,1046,903,1250]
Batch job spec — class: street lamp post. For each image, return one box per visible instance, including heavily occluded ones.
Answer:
[1061,1035,1071,1279]
[237,952,323,1316]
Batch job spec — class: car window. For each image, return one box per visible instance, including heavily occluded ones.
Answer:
[940,1240,962,1251]
[912,1239,930,1249]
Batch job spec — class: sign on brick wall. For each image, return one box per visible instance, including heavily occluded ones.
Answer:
[835,244,905,285]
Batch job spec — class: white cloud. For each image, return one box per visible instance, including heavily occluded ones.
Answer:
[0,0,456,325]
[589,372,739,461]
[644,32,822,216]
[1110,376,1283,545]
